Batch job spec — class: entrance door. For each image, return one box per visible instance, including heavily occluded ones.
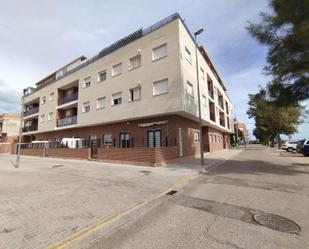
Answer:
[90,134,98,158]
[119,132,130,148]
[147,130,161,148]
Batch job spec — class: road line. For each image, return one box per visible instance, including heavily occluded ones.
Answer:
[47,171,199,249]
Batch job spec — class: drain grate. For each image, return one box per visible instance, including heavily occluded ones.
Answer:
[166,190,178,196]
[52,164,64,168]
[253,212,301,234]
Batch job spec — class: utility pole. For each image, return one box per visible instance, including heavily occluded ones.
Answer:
[194,28,205,165]
[14,94,24,168]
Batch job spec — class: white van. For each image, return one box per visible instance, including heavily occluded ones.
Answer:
[60,138,85,149]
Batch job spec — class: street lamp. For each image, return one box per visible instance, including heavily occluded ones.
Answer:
[194,28,204,165]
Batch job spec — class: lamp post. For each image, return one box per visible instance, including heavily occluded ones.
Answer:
[194,28,204,165]
[14,93,24,168]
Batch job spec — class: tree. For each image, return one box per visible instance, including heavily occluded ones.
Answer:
[247,0,309,103]
[247,87,301,147]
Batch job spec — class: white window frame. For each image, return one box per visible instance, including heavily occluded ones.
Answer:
[98,70,107,82]
[185,47,192,64]
[48,112,53,121]
[194,131,200,143]
[83,77,91,88]
[97,97,106,109]
[103,133,113,145]
[129,55,141,70]
[152,44,167,61]
[153,79,168,96]
[82,101,90,113]
[112,92,122,106]
[49,93,54,102]
[186,81,194,97]
[129,86,141,102]
[40,114,45,123]
[112,63,122,77]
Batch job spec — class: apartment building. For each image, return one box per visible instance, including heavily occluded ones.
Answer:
[21,13,234,163]
[0,114,20,143]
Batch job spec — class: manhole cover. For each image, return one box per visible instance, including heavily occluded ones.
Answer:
[253,213,301,234]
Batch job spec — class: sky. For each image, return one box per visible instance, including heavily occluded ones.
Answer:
[0,0,307,139]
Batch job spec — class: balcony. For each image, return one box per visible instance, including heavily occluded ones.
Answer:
[57,115,77,127]
[58,92,78,106]
[22,124,38,133]
[220,118,225,127]
[23,107,39,117]
[210,112,216,122]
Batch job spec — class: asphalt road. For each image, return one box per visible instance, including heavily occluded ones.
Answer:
[88,145,309,249]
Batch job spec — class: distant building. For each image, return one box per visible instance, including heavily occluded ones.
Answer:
[234,120,249,143]
[21,13,234,163]
[0,114,20,143]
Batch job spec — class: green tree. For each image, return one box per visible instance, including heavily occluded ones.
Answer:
[247,88,301,147]
[247,0,309,103]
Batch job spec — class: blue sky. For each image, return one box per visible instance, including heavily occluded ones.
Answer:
[0,0,307,139]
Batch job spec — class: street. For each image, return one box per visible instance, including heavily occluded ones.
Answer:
[88,145,309,249]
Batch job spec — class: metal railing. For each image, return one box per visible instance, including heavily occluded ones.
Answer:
[23,107,39,117]
[57,116,77,127]
[22,124,38,132]
[23,13,181,97]
[58,92,78,106]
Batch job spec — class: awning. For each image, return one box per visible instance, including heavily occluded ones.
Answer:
[138,120,168,128]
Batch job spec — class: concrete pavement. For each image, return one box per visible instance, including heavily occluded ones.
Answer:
[88,145,309,249]
[0,149,240,249]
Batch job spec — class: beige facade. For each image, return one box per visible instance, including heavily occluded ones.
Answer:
[22,14,234,140]
[0,114,20,142]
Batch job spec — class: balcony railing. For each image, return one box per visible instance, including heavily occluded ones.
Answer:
[208,89,214,99]
[22,124,38,132]
[23,107,39,117]
[57,115,77,127]
[58,92,78,106]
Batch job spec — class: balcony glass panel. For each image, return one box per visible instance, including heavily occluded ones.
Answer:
[57,115,77,127]
[58,92,78,106]
[23,107,39,117]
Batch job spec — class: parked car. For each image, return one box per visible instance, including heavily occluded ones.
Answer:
[299,139,309,156]
[61,138,85,149]
[282,141,298,152]
[296,139,306,153]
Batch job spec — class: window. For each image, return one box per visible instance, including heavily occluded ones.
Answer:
[148,130,161,148]
[200,68,205,80]
[112,93,122,105]
[202,95,207,106]
[48,112,53,121]
[187,81,194,96]
[129,55,141,69]
[153,79,168,96]
[129,87,141,102]
[119,132,130,148]
[103,133,113,145]
[42,96,46,105]
[152,44,167,61]
[40,114,45,123]
[98,70,107,82]
[82,101,90,113]
[83,77,91,88]
[112,63,122,76]
[185,47,192,63]
[49,93,54,102]
[194,131,200,143]
[97,97,106,109]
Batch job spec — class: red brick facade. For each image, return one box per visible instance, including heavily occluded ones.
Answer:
[20,115,232,165]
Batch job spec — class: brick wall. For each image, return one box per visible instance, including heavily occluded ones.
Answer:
[97,146,179,166]
[0,143,12,153]
[47,148,89,160]
[20,148,44,157]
